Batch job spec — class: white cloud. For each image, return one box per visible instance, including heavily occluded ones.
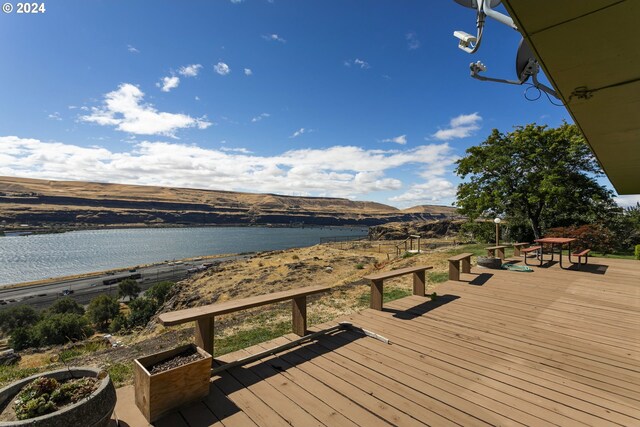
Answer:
[389,178,457,205]
[344,59,370,69]
[80,83,211,137]
[230,0,244,3]
[48,112,62,121]
[127,45,139,53]
[431,112,482,141]
[251,113,270,123]
[381,134,407,145]
[262,34,286,43]
[244,68,253,76]
[616,195,640,207]
[178,64,202,77]
[220,147,253,154]
[156,76,180,92]
[406,32,420,50]
[0,136,457,200]
[214,62,231,75]
[289,128,306,138]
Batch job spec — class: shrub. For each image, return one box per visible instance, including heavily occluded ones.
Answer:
[31,313,94,346]
[457,221,496,244]
[118,279,141,300]
[127,297,158,328]
[546,224,615,254]
[0,306,40,334]
[86,295,120,331]
[636,244,640,260]
[109,314,129,334]
[145,281,174,306]
[46,298,84,316]
[355,263,364,270]
[9,327,37,351]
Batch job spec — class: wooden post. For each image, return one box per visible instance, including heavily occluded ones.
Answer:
[195,317,214,358]
[449,260,460,281]
[412,270,426,297]
[461,256,471,274]
[292,296,307,336]
[370,279,383,310]
[495,222,499,247]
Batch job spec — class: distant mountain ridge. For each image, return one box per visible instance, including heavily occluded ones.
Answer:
[0,176,458,228]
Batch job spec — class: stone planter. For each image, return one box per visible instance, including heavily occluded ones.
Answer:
[477,256,503,269]
[0,367,116,427]
[134,343,211,423]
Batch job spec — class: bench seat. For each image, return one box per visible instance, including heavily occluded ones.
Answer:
[364,265,433,310]
[158,285,330,356]
[448,253,472,281]
[572,249,591,268]
[512,242,529,256]
[486,245,507,260]
[522,246,542,266]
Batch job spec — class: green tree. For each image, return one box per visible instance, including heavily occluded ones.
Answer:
[145,281,174,306]
[86,295,120,331]
[47,297,85,316]
[455,123,616,239]
[9,326,37,351]
[31,313,94,346]
[118,279,141,301]
[127,297,158,327]
[0,305,40,334]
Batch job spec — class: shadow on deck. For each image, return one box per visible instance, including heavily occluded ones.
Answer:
[111,255,640,426]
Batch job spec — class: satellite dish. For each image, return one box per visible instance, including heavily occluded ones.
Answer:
[453,0,501,9]
[515,38,535,82]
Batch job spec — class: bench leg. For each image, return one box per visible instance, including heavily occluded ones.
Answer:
[292,296,307,336]
[370,279,383,310]
[497,248,505,260]
[449,261,460,281]
[514,246,521,257]
[461,257,471,274]
[487,249,495,258]
[195,317,214,358]
[412,270,425,297]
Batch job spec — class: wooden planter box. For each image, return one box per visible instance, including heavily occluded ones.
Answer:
[134,344,211,423]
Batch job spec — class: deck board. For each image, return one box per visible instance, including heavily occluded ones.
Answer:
[112,255,640,426]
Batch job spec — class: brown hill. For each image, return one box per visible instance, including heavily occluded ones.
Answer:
[0,176,458,229]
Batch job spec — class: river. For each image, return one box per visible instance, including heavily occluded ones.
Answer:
[0,226,368,286]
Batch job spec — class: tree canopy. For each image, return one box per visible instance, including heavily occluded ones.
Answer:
[118,279,141,301]
[86,294,120,331]
[455,123,616,239]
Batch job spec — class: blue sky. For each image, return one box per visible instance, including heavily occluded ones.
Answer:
[1,0,634,208]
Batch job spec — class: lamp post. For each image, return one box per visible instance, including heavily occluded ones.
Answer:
[494,217,501,247]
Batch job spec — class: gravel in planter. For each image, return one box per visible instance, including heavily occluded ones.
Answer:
[148,347,204,374]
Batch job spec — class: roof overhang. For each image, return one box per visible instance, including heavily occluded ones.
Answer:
[502,0,640,195]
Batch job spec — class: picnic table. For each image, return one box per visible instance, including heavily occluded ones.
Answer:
[533,237,576,268]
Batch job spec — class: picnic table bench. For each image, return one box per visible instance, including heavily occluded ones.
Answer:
[486,245,507,260]
[512,242,529,257]
[572,249,591,268]
[522,245,543,266]
[364,265,433,310]
[448,253,472,281]
[158,285,330,357]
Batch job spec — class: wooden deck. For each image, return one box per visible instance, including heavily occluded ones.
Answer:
[112,255,640,426]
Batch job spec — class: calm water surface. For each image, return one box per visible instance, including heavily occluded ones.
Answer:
[0,227,367,286]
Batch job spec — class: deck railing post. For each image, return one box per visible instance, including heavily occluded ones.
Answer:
[371,279,383,310]
[292,296,307,336]
[195,317,214,359]
[412,270,426,297]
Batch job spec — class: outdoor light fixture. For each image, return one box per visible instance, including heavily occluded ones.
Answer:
[494,217,501,247]
[452,0,560,100]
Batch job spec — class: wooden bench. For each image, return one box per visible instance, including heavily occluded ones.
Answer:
[486,245,507,260]
[521,246,542,266]
[158,285,330,357]
[448,253,472,281]
[572,249,591,268]
[364,265,433,311]
[512,242,529,257]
